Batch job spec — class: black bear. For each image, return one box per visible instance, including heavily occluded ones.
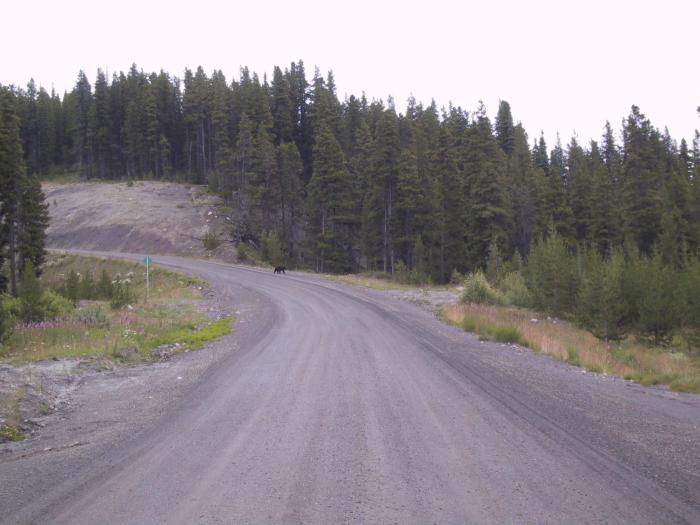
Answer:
[274,266,286,274]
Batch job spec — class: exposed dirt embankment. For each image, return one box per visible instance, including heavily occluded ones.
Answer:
[43,181,236,261]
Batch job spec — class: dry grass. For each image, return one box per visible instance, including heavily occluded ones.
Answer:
[330,274,414,290]
[442,303,700,394]
[329,272,450,292]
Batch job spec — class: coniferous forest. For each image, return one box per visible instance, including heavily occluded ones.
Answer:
[1,62,699,285]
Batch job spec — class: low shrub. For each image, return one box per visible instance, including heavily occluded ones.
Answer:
[457,311,527,346]
[0,294,18,342]
[75,303,111,328]
[260,230,284,266]
[110,281,135,309]
[566,347,581,366]
[19,263,44,323]
[500,271,532,307]
[203,230,223,251]
[394,261,430,286]
[0,425,25,442]
[42,290,73,320]
[460,271,505,306]
[236,242,261,264]
[491,326,526,345]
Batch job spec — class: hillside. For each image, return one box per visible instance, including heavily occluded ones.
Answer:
[43,181,237,261]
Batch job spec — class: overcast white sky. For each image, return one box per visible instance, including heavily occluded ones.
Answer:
[2,0,698,149]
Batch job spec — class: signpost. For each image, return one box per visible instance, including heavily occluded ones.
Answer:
[144,256,152,302]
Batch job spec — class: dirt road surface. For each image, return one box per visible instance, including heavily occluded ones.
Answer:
[1,253,699,524]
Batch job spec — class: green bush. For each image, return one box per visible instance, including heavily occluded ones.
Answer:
[635,252,679,345]
[491,326,527,345]
[110,281,135,309]
[19,262,44,323]
[526,229,579,316]
[96,269,114,300]
[203,230,223,251]
[237,242,261,264]
[79,270,96,300]
[0,294,18,342]
[42,290,73,320]
[500,271,532,307]
[75,303,110,328]
[486,237,504,285]
[65,270,80,304]
[207,171,219,193]
[577,248,629,340]
[461,271,505,305]
[0,425,25,442]
[394,260,430,285]
[680,258,700,351]
[450,269,465,285]
[260,230,284,266]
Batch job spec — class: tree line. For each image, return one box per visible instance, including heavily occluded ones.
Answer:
[3,63,700,282]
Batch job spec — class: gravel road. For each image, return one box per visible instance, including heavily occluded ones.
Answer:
[1,254,699,524]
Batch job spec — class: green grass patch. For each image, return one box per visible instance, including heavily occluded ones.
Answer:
[566,347,581,367]
[143,317,233,354]
[454,312,529,347]
[0,425,25,442]
[492,326,527,345]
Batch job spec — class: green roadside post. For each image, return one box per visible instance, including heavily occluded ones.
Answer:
[144,256,152,302]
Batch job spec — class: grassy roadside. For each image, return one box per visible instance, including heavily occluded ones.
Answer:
[441,303,700,394]
[1,252,232,365]
[327,272,452,292]
[0,253,234,442]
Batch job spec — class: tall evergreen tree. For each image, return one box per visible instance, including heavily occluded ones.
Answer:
[17,175,50,273]
[621,106,662,254]
[307,122,356,272]
[464,105,510,267]
[566,136,594,242]
[495,100,515,155]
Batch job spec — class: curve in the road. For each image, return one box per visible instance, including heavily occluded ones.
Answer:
[2,253,699,524]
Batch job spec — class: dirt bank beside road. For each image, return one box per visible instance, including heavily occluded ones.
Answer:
[44,181,236,261]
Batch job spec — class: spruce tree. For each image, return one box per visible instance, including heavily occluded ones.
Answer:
[588,141,620,252]
[18,175,49,273]
[565,137,594,242]
[434,112,467,280]
[368,109,401,272]
[271,66,294,145]
[307,122,356,272]
[72,70,94,176]
[93,69,112,178]
[621,106,662,254]
[577,248,629,340]
[234,113,255,205]
[394,142,423,265]
[276,142,304,258]
[507,124,539,257]
[0,86,27,295]
[18,261,43,323]
[495,100,515,155]
[464,105,510,268]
